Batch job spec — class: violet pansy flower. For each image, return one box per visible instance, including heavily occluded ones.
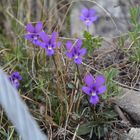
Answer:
[25,21,43,46]
[82,74,106,105]
[9,71,22,89]
[66,39,86,65]
[80,8,98,26]
[39,31,61,56]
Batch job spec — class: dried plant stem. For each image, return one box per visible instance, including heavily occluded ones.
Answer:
[76,64,82,84]
[52,55,67,124]
[114,105,130,124]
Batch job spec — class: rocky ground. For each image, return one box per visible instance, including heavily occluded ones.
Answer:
[71,0,140,38]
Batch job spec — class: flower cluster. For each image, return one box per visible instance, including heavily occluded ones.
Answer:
[82,74,106,105]
[9,71,22,89]
[25,22,61,57]
[24,8,106,106]
[25,22,86,64]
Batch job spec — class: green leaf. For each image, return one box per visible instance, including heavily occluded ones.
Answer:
[67,83,75,89]
[77,121,94,136]
[103,110,118,120]
[83,31,102,55]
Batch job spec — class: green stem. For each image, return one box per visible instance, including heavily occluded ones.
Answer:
[85,96,95,119]
[87,26,89,32]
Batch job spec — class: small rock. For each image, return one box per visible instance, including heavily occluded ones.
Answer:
[113,88,140,123]
[127,128,140,140]
[70,0,131,37]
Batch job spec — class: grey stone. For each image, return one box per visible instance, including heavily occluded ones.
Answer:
[114,88,140,123]
[127,128,140,140]
[70,0,132,37]
[70,2,95,37]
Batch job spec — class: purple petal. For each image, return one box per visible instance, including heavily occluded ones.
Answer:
[57,41,61,48]
[17,74,22,81]
[14,81,20,89]
[32,40,38,46]
[79,48,86,56]
[39,32,49,42]
[51,32,57,44]
[35,21,43,32]
[74,57,82,65]
[90,16,98,22]
[32,40,42,46]
[39,42,46,49]
[84,20,93,26]
[26,23,34,33]
[66,52,73,58]
[89,9,96,17]
[25,34,33,41]
[82,86,91,95]
[12,72,22,80]
[76,39,82,49]
[80,15,86,21]
[11,71,19,77]
[84,74,95,87]
[95,75,106,87]
[46,49,54,56]
[97,86,106,95]
[81,8,88,17]
[90,95,99,105]
[66,41,73,50]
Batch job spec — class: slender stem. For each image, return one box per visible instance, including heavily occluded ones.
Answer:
[76,64,82,84]
[52,55,58,70]
[93,106,97,121]
[85,96,95,119]
[87,26,89,32]
[52,55,62,78]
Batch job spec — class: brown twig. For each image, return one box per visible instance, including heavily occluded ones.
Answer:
[114,105,130,125]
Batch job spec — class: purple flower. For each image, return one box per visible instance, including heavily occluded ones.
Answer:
[80,8,98,26]
[9,71,22,89]
[39,31,61,56]
[25,21,43,46]
[66,39,86,65]
[82,74,106,105]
